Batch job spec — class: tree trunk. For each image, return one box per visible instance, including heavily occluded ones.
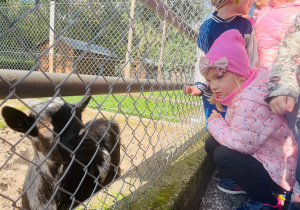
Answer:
[49,0,55,73]
[124,0,136,78]
[157,0,167,80]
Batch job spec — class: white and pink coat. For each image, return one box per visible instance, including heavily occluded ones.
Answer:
[207,68,298,191]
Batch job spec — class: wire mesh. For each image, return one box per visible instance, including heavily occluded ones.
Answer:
[0,0,213,209]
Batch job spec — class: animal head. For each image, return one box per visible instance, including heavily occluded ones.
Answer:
[1,96,91,156]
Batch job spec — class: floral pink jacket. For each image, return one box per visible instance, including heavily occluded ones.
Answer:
[254,0,300,67]
[207,69,297,191]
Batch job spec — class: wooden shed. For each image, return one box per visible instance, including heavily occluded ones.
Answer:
[121,56,158,79]
[37,36,117,76]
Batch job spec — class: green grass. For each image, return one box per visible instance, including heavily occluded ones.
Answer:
[0,120,7,129]
[0,56,35,70]
[62,91,201,122]
[142,90,200,102]
[76,192,129,210]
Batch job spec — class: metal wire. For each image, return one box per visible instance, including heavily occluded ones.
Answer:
[0,0,213,209]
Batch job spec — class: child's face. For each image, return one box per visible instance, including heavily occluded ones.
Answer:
[233,0,254,15]
[205,68,243,99]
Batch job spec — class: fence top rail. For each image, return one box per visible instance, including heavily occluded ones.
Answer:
[0,70,185,99]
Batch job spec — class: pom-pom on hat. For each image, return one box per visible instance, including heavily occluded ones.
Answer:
[199,29,251,79]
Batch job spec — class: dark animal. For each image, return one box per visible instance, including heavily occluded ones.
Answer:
[2,96,120,210]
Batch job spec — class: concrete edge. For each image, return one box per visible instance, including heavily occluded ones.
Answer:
[173,152,214,210]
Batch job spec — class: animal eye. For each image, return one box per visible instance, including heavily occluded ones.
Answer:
[41,123,50,130]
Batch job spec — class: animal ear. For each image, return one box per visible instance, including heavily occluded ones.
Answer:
[1,106,35,134]
[77,95,91,112]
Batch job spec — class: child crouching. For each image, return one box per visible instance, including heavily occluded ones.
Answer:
[200,29,297,209]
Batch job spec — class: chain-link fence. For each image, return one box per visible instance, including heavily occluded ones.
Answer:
[0,0,213,209]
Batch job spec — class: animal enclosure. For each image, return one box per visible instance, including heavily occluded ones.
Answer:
[0,0,212,209]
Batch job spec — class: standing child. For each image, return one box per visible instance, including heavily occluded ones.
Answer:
[184,0,258,122]
[254,0,300,141]
[264,13,300,210]
[201,29,297,209]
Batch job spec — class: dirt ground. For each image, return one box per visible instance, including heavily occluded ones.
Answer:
[0,99,192,209]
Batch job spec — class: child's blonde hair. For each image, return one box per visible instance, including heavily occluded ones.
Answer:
[254,0,268,10]
[211,0,229,9]
[209,73,243,112]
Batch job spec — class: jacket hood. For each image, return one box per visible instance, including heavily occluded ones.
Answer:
[268,0,300,8]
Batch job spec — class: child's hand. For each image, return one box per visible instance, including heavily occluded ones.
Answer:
[207,110,223,122]
[183,85,203,96]
[269,96,295,115]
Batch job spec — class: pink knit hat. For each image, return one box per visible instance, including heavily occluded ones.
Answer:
[199,29,251,78]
